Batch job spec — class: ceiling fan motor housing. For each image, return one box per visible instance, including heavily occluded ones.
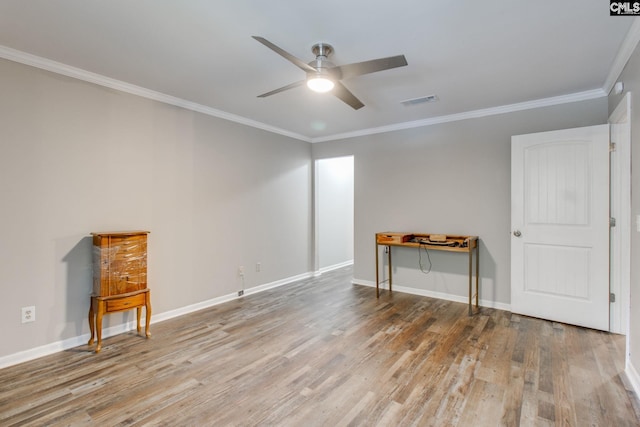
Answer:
[311,43,333,58]
[309,43,337,77]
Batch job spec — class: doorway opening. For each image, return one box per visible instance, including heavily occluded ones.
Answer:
[314,156,354,274]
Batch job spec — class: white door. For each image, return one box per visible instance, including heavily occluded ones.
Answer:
[511,125,610,331]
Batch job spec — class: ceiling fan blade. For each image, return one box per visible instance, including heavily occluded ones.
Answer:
[333,55,407,80]
[257,80,306,98]
[252,36,317,73]
[332,82,365,110]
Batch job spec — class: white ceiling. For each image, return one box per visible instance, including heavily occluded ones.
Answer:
[0,1,635,142]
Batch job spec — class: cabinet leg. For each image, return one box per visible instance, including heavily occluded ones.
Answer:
[145,292,152,338]
[95,300,104,353]
[88,298,95,346]
[136,307,142,333]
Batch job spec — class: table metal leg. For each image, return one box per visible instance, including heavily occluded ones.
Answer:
[375,240,380,298]
[388,245,392,293]
[468,244,472,316]
[475,240,480,308]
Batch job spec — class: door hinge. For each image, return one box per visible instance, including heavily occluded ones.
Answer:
[610,217,616,227]
[610,142,617,152]
[610,293,616,303]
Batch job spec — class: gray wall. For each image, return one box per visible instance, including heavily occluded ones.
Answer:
[312,99,609,305]
[0,51,616,363]
[0,58,312,358]
[316,156,354,270]
[609,42,640,381]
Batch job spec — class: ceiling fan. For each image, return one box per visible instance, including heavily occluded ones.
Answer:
[252,36,408,110]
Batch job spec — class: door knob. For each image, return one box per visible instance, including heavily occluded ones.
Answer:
[513,230,522,237]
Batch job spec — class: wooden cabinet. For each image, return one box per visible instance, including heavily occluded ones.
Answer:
[88,231,151,353]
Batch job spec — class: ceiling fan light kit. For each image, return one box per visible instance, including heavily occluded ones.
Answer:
[306,43,335,93]
[253,36,408,109]
[307,75,335,93]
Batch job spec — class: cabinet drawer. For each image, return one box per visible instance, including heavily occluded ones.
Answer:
[106,293,146,312]
[377,233,412,244]
[108,234,146,250]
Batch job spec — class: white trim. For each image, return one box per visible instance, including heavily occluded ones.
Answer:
[0,316,164,370]
[603,19,640,95]
[609,93,632,337]
[0,44,611,145]
[315,260,354,276]
[149,291,240,325]
[351,278,511,312]
[242,272,313,297]
[0,45,311,143]
[0,271,312,370]
[313,159,320,273]
[0,327,109,370]
[626,359,640,399]
[311,89,606,143]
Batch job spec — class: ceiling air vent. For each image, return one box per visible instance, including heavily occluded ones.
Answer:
[401,94,439,107]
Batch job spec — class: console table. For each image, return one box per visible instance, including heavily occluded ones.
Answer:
[375,232,480,315]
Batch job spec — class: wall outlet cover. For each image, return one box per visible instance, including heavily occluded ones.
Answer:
[21,306,35,323]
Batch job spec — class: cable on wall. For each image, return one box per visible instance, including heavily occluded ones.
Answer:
[418,243,432,274]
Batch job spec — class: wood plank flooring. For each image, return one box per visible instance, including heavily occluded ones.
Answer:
[1,266,639,426]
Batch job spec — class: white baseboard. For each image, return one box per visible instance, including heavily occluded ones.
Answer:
[242,272,313,297]
[0,271,313,370]
[626,359,640,398]
[314,260,354,276]
[0,321,139,370]
[351,277,511,312]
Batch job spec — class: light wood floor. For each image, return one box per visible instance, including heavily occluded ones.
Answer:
[1,266,639,426]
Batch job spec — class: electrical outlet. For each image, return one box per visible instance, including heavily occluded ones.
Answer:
[21,306,35,323]
[238,290,244,297]
[256,262,261,272]
[238,266,244,276]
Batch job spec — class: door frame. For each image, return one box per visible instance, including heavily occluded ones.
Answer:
[609,92,632,336]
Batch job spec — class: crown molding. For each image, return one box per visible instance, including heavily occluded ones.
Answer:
[0,44,613,145]
[603,19,640,95]
[310,88,606,143]
[0,45,311,143]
